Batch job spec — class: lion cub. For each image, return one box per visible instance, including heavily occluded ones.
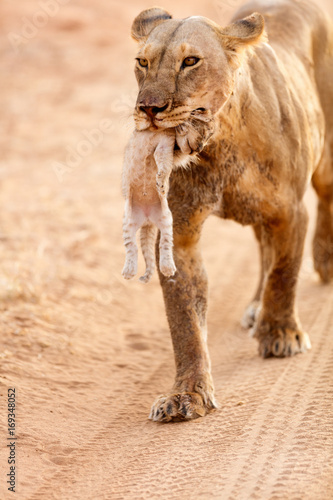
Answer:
[122,111,214,283]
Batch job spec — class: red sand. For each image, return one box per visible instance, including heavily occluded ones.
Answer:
[0,1,332,498]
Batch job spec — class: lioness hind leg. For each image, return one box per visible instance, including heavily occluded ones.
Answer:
[312,141,333,283]
[253,204,311,358]
[241,224,272,329]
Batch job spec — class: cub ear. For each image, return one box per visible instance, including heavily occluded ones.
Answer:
[221,12,266,54]
[131,7,172,42]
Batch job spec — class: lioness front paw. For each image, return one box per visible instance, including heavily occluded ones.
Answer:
[253,323,311,358]
[149,391,217,422]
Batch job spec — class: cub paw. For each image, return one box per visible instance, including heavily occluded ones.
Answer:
[175,113,215,155]
[139,270,153,284]
[159,259,176,277]
[253,324,311,358]
[122,260,137,280]
[149,391,217,422]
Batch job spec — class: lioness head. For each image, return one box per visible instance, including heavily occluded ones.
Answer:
[131,7,266,131]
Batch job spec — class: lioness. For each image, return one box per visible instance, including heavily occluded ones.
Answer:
[129,0,333,422]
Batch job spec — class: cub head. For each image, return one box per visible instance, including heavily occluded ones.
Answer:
[131,7,266,131]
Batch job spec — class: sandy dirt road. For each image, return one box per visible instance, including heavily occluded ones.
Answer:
[0,0,332,499]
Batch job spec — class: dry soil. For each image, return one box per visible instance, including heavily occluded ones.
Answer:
[0,1,333,499]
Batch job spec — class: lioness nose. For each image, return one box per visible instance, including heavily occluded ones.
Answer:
[139,103,169,119]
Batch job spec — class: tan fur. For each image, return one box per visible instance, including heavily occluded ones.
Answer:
[122,111,215,283]
[122,128,176,283]
[129,0,333,422]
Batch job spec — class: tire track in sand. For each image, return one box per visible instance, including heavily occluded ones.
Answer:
[218,292,333,500]
[26,222,333,500]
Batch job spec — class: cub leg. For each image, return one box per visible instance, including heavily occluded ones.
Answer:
[122,201,143,280]
[154,133,175,197]
[153,133,177,277]
[312,142,333,283]
[156,199,176,278]
[139,223,157,283]
[149,207,216,422]
[253,203,311,358]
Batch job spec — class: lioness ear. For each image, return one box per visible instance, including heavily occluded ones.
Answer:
[221,12,266,56]
[131,7,172,42]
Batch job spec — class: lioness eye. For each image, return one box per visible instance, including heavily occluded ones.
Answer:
[137,58,148,67]
[182,57,199,67]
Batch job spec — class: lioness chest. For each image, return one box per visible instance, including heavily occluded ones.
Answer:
[197,139,283,226]
[217,154,281,226]
[169,145,283,227]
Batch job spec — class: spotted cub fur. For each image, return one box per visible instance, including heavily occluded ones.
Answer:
[122,111,215,283]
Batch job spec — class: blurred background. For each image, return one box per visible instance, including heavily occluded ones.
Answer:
[0,2,333,498]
